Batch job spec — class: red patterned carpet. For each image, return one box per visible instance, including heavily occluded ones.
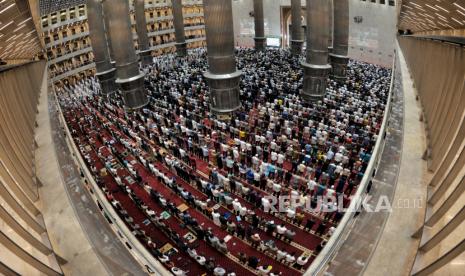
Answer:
[65,103,320,275]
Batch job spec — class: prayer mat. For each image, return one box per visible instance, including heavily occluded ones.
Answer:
[99,168,107,177]
[183,232,197,243]
[160,243,178,257]
[160,211,171,219]
[223,212,232,220]
[224,235,232,243]
[177,203,189,212]
[125,176,135,185]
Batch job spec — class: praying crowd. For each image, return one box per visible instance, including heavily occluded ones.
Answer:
[57,48,391,276]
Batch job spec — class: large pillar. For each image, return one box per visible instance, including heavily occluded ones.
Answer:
[301,0,331,102]
[330,0,349,81]
[290,0,303,55]
[253,0,266,51]
[104,0,148,110]
[172,0,187,56]
[203,0,241,117]
[328,0,334,53]
[135,0,152,65]
[86,0,116,95]
[102,0,115,64]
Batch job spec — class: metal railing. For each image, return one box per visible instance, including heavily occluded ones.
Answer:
[406,35,465,47]
[304,53,398,276]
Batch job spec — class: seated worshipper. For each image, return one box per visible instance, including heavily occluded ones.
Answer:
[207,232,220,248]
[295,255,309,269]
[238,252,248,264]
[224,193,233,206]
[187,247,198,258]
[258,240,269,253]
[285,252,296,265]
[216,239,229,254]
[214,266,226,276]
[251,233,261,248]
[248,255,260,269]
[257,265,273,276]
[171,267,187,276]
[284,229,296,242]
[276,249,287,262]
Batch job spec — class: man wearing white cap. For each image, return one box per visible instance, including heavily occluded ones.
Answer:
[232,198,241,215]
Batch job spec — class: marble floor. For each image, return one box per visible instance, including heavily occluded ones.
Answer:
[361,39,430,276]
[321,40,429,276]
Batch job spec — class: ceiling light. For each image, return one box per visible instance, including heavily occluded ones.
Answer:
[453,2,465,11]
[425,4,438,11]
[0,3,15,14]
[456,9,465,17]
[435,5,450,13]
[0,20,13,31]
[435,12,447,20]
[13,23,26,32]
[5,34,16,42]
[17,17,32,26]
[451,17,464,25]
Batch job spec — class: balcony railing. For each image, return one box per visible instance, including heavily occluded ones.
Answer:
[45,31,90,48]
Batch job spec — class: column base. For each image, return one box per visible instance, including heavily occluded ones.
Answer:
[139,49,152,66]
[96,68,117,95]
[291,39,304,55]
[328,46,334,54]
[254,37,267,51]
[330,53,349,82]
[175,42,187,57]
[115,73,149,110]
[203,70,242,116]
[301,61,332,102]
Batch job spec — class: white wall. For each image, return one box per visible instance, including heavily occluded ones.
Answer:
[348,0,397,66]
[232,0,397,67]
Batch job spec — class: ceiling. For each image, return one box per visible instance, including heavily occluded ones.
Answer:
[38,0,84,16]
[0,0,42,60]
[398,0,465,32]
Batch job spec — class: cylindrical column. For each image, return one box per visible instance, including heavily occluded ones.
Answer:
[135,0,152,65]
[330,0,349,81]
[290,0,303,55]
[86,0,116,95]
[301,0,332,102]
[203,0,241,116]
[328,0,334,53]
[104,0,148,110]
[253,0,266,51]
[172,0,187,56]
[102,0,115,67]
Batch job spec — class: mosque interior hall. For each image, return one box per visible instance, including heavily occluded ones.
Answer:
[1,0,465,275]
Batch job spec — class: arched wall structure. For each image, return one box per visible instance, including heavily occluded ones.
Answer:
[0,61,64,275]
[399,35,465,276]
